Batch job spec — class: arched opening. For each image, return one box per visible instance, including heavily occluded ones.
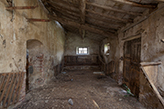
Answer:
[26,39,43,93]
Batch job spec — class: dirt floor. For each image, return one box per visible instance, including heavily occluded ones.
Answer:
[15,70,145,109]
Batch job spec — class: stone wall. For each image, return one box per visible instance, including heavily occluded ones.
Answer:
[0,0,65,107]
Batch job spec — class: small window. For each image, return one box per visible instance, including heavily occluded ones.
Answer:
[76,47,88,55]
[104,43,110,55]
[79,47,88,54]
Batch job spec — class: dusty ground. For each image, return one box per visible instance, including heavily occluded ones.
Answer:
[15,70,145,109]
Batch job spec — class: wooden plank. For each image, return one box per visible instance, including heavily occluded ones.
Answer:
[0,73,11,103]
[13,72,22,104]
[140,62,162,66]
[49,4,80,15]
[86,14,125,26]
[86,9,132,23]
[47,0,79,13]
[3,73,15,107]
[7,73,18,107]
[113,0,157,8]
[0,74,6,93]
[86,2,142,16]
[16,72,25,103]
[141,66,164,107]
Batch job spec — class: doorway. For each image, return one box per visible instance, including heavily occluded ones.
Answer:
[123,37,141,97]
[26,39,43,93]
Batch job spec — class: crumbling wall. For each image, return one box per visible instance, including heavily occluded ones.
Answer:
[116,3,164,108]
[0,0,65,107]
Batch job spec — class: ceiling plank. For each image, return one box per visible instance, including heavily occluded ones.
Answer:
[48,15,116,38]
[86,20,119,31]
[50,6,80,18]
[86,9,132,23]
[47,0,79,13]
[113,0,157,8]
[86,14,126,26]
[86,2,142,16]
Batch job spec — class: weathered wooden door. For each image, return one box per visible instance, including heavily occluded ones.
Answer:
[123,38,141,97]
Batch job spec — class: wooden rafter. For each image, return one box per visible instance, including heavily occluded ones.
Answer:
[49,15,116,38]
[86,2,142,16]
[86,9,132,23]
[113,0,157,8]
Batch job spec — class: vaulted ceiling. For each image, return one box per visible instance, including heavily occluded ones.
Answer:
[41,0,160,40]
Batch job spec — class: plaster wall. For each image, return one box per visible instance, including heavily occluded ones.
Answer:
[64,32,99,56]
[0,0,65,73]
[0,0,65,107]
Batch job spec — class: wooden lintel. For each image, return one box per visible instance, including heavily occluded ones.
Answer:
[6,5,38,10]
[27,18,51,22]
[48,15,116,38]
[114,0,157,8]
[86,9,132,23]
[86,2,142,16]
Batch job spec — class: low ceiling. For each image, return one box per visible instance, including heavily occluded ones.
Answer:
[41,0,160,40]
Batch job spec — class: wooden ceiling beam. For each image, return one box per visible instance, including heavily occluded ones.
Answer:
[49,16,116,38]
[86,2,142,16]
[80,0,86,39]
[80,0,86,23]
[113,0,157,8]
[86,9,132,23]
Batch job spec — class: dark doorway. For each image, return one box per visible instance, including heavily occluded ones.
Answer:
[123,37,141,97]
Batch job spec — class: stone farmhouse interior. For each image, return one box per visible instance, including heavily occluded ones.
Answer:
[0,0,164,108]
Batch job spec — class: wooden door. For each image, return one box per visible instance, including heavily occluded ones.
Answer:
[123,38,141,97]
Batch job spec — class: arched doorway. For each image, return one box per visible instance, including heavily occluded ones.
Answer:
[26,39,43,92]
